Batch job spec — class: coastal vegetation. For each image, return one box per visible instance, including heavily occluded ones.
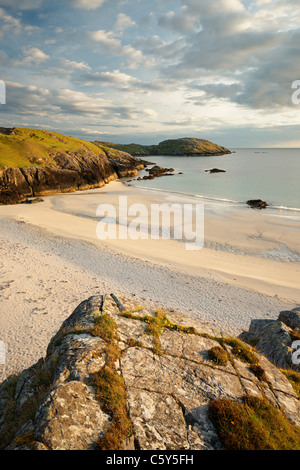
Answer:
[209,395,300,450]
[0,127,105,169]
[0,127,145,205]
[1,295,300,451]
[95,137,231,157]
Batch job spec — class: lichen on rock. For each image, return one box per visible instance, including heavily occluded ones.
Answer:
[1,294,299,450]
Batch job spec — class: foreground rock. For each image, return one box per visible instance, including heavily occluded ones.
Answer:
[0,295,299,450]
[240,307,300,370]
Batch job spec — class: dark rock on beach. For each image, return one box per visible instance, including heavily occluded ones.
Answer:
[21,198,44,204]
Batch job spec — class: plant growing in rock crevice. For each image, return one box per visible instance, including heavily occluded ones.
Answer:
[91,366,133,450]
[89,312,133,450]
[208,346,229,366]
[281,369,300,399]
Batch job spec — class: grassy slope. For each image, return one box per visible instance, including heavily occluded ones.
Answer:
[96,137,230,156]
[0,128,105,169]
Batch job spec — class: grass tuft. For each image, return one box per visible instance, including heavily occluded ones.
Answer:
[91,366,133,450]
[208,346,229,366]
[220,337,258,364]
[209,395,300,450]
[89,312,133,450]
[281,369,300,399]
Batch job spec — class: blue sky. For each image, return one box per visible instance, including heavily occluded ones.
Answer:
[0,0,299,147]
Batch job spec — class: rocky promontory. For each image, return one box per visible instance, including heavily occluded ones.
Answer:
[0,128,146,205]
[96,137,231,157]
[1,294,299,451]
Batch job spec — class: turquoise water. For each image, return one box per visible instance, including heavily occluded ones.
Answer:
[129,148,300,213]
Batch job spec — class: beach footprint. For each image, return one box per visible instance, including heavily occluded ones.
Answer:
[0,280,14,291]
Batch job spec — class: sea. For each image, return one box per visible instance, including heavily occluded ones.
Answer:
[128,148,300,218]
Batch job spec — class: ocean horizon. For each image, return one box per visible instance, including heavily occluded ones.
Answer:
[128,148,300,216]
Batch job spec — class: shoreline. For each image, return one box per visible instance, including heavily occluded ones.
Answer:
[0,180,299,381]
[127,180,300,216]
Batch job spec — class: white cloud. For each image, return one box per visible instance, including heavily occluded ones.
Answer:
[89,29,122,51]
[158,8,200,34]
[62,58,91,71]
[88,28,145,67]
[114,13,136,33]
[22,47,50,64]
[70,0,107,9]
[84,69,140,88]
[0,7,22,35]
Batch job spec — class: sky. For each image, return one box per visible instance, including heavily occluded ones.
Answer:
[0,0,299,148]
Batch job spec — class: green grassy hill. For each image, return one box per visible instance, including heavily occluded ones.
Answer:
[0,127,146,205]
[96,137,231,157]
[0,128,106,169]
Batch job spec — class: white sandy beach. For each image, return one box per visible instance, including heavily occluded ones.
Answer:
[0,180,299,381]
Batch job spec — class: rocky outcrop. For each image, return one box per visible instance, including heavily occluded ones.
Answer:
[103,149,145,179]
[0,151,145,205]
[96,138,231,157]
[1,295,299,451]
[0,132,146,205]
[240,307,300,370]
[247,199,269,209]
[137,165,175,181]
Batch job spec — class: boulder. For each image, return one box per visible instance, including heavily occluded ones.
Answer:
[1,295,299,450]
[247,199,268,209]
[142,165,175,180]
[239,307,300,370]
[279,308,300,330]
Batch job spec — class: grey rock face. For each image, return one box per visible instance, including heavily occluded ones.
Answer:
[0,148,145,205]
[240,307,300,371]
[279,308,300,330]
[0,295,299,450]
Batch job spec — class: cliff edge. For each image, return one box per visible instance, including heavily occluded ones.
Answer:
[0,128,145,205]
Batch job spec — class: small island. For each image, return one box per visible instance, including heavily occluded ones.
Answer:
[95,137,231,157]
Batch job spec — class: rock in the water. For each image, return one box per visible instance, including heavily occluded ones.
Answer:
[205,168,226,174]
[142,165,175,180]
[246,199,268,209]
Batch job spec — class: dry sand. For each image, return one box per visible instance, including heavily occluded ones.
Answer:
[0,180,299,381]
